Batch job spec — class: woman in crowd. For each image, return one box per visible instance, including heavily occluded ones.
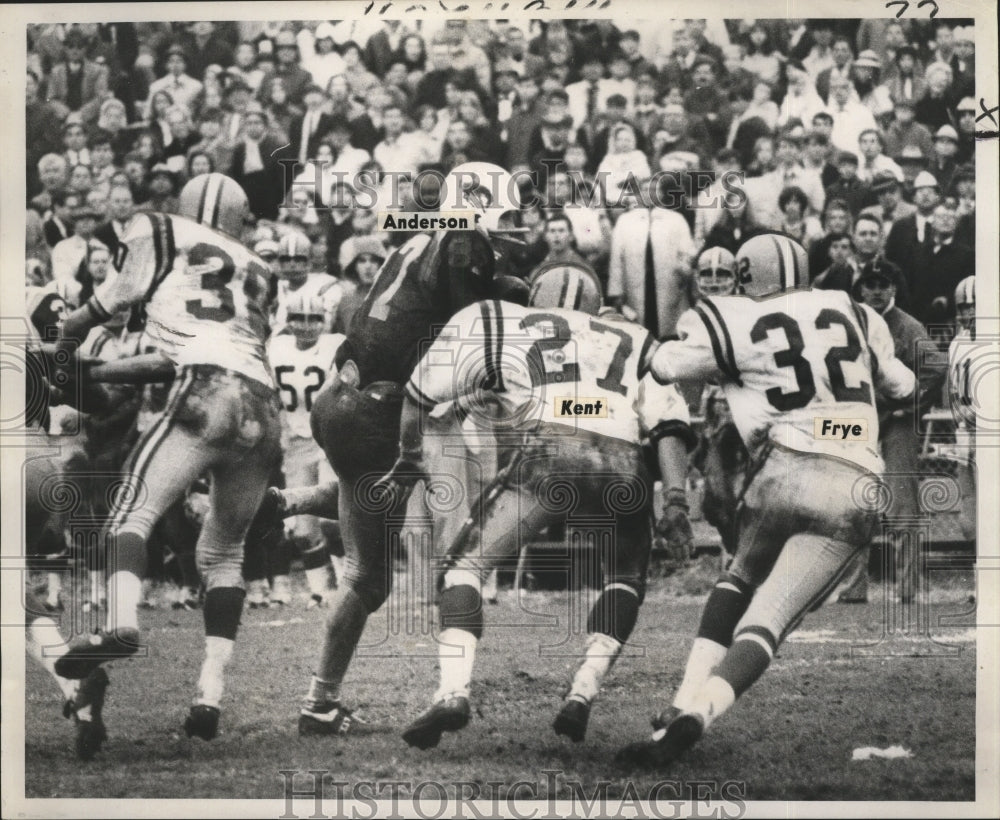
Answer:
[597,122,651,202]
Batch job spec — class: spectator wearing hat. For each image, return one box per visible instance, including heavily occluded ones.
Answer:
[45,28,110,122]
[929,124,960,192]
[910,201,974,330]
[838,257,937,604]
[139,163,181,214]
[894,144,930,193]
[885,45,926,106]
[824,74,877,153]
[851,50,893,121]
[856,128,903,184]
[884,97,934,160]
[861,172,915,233]
[914,63,955,131]
[148,44,203,114]
[954,97,976,163]
[814,36,854,103]
[333,235,388,334]
[884,170,940,275]
[258,30,313,108]
[229,105,284,220]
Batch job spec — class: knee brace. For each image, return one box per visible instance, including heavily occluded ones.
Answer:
[587,583,641,644]
[439,584,484,640]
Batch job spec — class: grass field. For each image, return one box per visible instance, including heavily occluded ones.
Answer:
[24,562,977,804]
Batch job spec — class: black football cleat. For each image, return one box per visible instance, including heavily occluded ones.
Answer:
[298,701,356,736]
[184,704,221,741]
[402,695,470,749]
[553,697,591,743]
[615,711,705,770]
[73,668,110,761]
[55,628,141,680]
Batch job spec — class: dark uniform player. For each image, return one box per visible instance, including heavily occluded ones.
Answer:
[54,173,282,742]
[298,162,527,734]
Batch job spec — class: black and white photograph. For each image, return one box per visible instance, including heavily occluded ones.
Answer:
[2,1,998,817]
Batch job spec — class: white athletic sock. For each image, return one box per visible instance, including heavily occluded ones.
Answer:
[29,618,79,701]
[569,633,622,704]
[106,571,142,632]
[89,570,104,606]
[196,636,234,708]
[46,572,62,606]
[434,627,478,702]
[688,674,736,730]
[672,638,728,712]
[305,566,331,598]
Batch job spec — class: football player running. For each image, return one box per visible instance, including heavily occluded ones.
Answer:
[296,162,531,736]
[54,173,282,742]
[617,234,916,768]
[386,262,695,749]
[948,277,977,542]
[267,293,345,607]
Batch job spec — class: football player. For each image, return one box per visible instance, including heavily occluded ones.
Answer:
[387,262,696,749]
[54,172,282,742]
[617,234,916,768]
[296,162,529,736]
[271,232,341,336]
[266,293,346,607]
[948,277,977,542]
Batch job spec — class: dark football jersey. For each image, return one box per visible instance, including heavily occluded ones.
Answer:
[341,229,495,386]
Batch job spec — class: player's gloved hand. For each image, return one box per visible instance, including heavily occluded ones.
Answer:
[372,454,426,506]
[654,488,693,565]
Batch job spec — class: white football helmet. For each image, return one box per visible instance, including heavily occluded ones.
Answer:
[438,162,523,234]
[954,276,975,307]
[528,261,603,316]
[179,172,249,238]
[735,234,809,298]
[696,246,737,297]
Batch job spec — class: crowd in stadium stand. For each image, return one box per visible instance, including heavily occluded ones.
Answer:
[23,18,978,601]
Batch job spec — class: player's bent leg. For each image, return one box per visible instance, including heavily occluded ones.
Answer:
[56,417,210,680]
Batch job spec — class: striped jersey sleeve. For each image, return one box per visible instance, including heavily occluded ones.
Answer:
[650,302,737,385]
[93,213,176,316]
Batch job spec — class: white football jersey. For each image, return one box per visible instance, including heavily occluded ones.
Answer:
[92,213,276,387]
[269,332,345,439]
[652,290,915,474]
[272,274,343,336]
[406,300,690,444]
[948,328,977,430]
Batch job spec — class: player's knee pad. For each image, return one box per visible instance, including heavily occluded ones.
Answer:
[439,584,484,640]
[196,541,245,591]
[587,582,641,644]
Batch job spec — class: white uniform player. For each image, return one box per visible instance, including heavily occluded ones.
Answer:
[947,276,977,541]
[267,296,345,604]
[56,174,282,744]
[397,262,696,750]
[618,233,916,770]
[272,232,341,335]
